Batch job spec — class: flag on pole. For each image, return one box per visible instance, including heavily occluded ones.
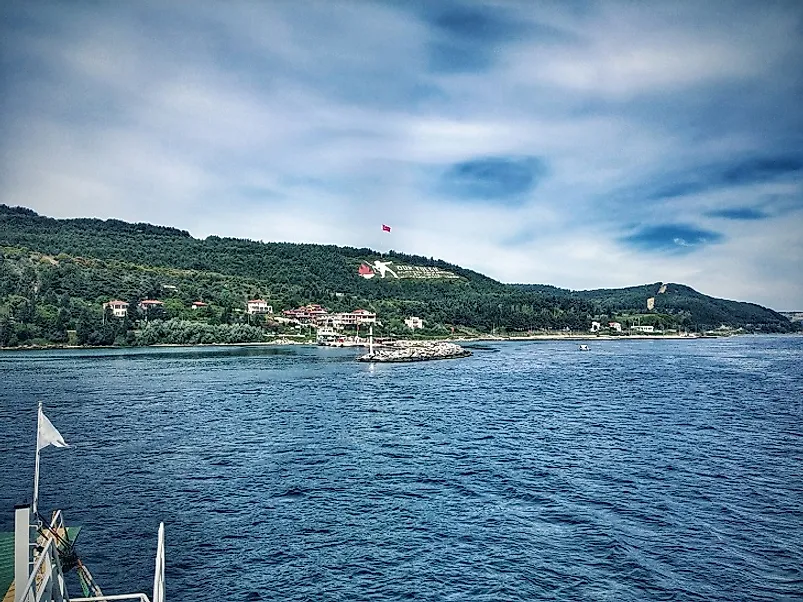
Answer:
[382,224,391,232]
[37,406,69,451]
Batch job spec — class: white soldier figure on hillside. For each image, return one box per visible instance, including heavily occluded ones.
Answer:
[372,259,398,279]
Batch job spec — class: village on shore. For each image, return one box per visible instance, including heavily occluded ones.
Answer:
[0,293,752,352]
[88,298,735,351]
[105,299,728,342]
[2,284,763,352]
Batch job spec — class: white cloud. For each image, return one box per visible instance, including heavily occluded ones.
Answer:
[505,1,798,99]
[1,0,801,309]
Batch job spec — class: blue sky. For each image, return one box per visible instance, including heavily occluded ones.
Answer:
[1,1,802,309]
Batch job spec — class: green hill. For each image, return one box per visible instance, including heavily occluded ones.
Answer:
[516,282,788,329]
[0,204,796,347]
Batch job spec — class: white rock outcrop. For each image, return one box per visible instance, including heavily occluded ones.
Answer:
[358,340,471,363]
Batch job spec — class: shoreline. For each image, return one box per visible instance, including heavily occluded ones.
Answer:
[454,333,715,342]
[0,338,310,352]
[1,332,800,353]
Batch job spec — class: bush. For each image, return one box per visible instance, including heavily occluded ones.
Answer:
[135,319,266,345]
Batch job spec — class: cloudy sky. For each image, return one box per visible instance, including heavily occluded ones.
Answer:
[1,1,802,309]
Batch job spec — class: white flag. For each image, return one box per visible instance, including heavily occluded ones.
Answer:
[37,407,69,451]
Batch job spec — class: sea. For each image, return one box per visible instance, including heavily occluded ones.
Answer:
[1,337,802,601]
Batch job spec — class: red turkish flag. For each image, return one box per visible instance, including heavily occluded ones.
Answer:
[382,224,391,232]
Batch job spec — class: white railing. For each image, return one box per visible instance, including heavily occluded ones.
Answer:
[70,594,151,602]
[15,513,164,602]
[49,510,64,530]
[72,522,164,602]
[18,535,68,602]
[151,523,165,602]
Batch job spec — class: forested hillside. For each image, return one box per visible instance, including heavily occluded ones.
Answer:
[0,205,497,292]
[0,205,796,347]
[515,283,789,328]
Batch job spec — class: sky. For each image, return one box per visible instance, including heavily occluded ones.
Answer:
[1,1,802,310]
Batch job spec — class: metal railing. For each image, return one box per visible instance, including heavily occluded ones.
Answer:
[14,513,164,602]
[18,535,68,602]
[70,594,151,602]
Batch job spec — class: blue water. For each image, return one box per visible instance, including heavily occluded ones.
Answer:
[1,337,802,601]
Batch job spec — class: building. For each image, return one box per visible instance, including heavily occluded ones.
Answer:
[282,304,328,323]
[191,301,208,310]
[632,325,655,333]
[590,321,601,332]
[139,300,165,312]
[350,309,376,324]
[609,322,622,332]
[103,300,129,318]
[316,326,339,343]
[331,309,377,328]
[282,305,377,328]
[247,300,273,315]
[404,316,424,330]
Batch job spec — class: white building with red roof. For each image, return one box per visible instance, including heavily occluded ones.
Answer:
[103,300,129,318]
[282,304,327,322]
[138,299,165,311]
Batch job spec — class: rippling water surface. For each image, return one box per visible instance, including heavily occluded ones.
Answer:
[1,337,802,601]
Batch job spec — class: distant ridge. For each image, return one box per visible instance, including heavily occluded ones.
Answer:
[0,204,797,347]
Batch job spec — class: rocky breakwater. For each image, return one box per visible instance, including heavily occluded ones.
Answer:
[358,340,472,363]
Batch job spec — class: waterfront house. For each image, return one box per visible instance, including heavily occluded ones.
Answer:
[316,326,339,343]
[283,305,377,329]
[331,309,377,328]
[632,325,655,333]
[103,300,129,318]
[609,322,622,332]
[282,304,328,323]
[590,321,601,332]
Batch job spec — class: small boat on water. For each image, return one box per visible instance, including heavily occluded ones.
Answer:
[3,402,165,602]
[578,344,590,351]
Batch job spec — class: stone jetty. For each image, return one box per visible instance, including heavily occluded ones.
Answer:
[358,340,471,363]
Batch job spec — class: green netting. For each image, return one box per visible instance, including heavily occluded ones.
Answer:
[0,532,14,600]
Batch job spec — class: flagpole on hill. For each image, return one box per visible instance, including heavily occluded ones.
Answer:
[381,224,391,257]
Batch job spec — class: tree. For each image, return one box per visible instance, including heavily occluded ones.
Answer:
[75,310,94,345]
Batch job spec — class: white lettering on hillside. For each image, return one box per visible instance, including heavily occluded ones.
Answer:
[358,261,460,280]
